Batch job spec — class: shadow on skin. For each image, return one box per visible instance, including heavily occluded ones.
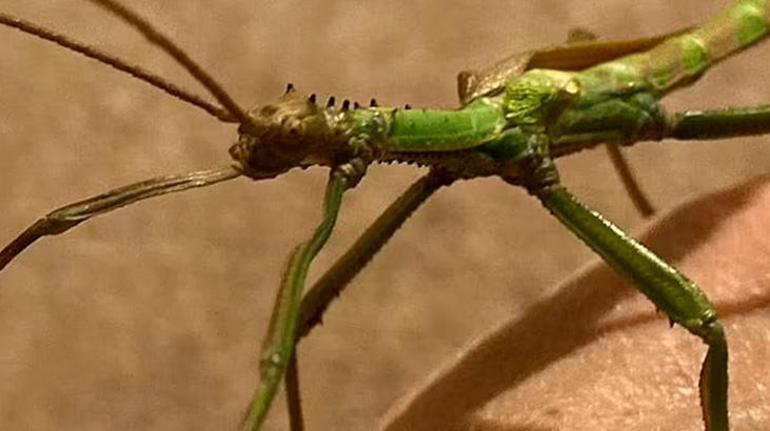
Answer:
[380,176,770,430]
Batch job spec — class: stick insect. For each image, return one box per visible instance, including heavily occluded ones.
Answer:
[4,0,768,431]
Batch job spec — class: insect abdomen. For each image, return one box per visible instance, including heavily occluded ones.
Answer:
[581,0,769,97]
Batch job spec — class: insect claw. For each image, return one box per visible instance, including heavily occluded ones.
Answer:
[342,99,350,111]
[369,98,378,107]
[285,83,295,94]
[326,96,336,107]
[308,93,317,103]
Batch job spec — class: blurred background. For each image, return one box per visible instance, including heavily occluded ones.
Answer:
[1,1,769,429]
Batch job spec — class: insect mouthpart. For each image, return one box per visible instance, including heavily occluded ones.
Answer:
[228,133,295,180]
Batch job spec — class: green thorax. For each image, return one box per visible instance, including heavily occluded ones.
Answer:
[347,69,580,158]
[349,97,506,153]
[344,64,668,174]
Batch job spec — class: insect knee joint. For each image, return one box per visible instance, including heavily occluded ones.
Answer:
[334,157,370,188]
[683,314,726,347]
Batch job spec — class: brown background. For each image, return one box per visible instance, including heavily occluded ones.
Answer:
[1,1,769,430]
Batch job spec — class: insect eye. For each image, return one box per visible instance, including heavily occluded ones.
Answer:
[260,105,279,116]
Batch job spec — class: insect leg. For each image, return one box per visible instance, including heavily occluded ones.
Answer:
[285,353,304,431]
[604,143,655,217]
[0,166,241,273]
[528,181,728,431]
[666,105,770,141]
[297,169,455,339]
[241,161,365,431]
[274,170,454,430]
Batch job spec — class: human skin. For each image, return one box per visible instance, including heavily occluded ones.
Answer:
[380,177,770,431]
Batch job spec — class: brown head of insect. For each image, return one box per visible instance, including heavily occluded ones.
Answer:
[229,89,354,180]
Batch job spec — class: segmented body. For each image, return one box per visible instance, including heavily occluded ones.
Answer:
[0,0,769,429]
[231,0,770,186]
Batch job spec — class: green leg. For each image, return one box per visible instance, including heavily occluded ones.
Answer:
[297,169,454,339]
[241,164,361,431]
[0,166,241,272]
[551,104,770,162]
[284,353,304,431]
[604,143,655,217]
[667,104,770,141]
[529,182,728,431]
[278,169,452,431]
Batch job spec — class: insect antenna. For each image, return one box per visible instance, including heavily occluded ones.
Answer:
[84,0,251,126]
[0,12,235,122]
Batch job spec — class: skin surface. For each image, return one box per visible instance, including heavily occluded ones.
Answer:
[1,1,770,430]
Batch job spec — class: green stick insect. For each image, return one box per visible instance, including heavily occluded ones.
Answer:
[1,0,770,430]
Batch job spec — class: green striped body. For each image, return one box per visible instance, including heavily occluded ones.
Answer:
[231,1,770,180]
[583,0,770,97]
[341,0,770,172]
[553,0,769,149]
